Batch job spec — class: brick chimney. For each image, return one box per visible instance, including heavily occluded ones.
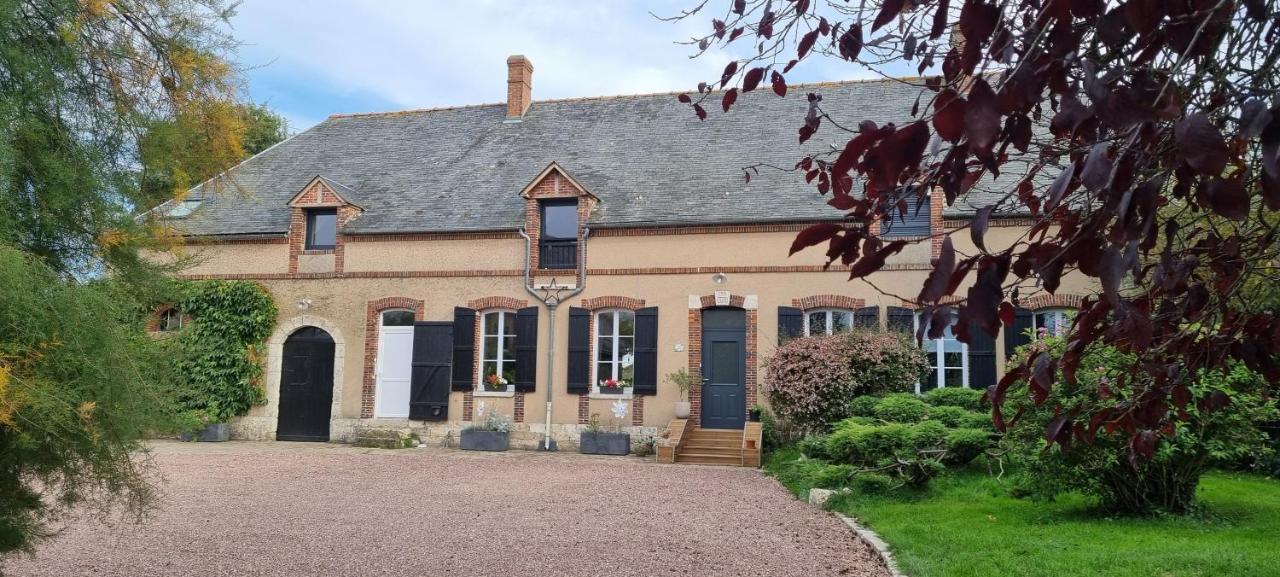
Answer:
[506,55,534,119]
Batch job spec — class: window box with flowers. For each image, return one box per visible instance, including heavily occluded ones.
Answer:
[597,378,631,395]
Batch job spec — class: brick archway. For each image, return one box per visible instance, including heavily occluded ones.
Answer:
[687,293,758,428]
[360,297,426,418]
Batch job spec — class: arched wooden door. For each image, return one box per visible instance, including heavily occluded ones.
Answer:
[277,327,335,442]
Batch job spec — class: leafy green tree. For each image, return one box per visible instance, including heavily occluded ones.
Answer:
[0,0,250,556]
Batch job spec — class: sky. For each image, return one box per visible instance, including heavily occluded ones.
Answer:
[226,0,894,133]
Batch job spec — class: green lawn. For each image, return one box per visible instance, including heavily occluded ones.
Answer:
[766,448,1280,577]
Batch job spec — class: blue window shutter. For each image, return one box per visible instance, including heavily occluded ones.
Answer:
[513,307,539,392]
[451,307,475,391]
[566,307,591,394]
[778,306,804,343]
[632,307,659,395]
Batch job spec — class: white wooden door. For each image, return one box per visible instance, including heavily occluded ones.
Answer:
[374,326,414,418]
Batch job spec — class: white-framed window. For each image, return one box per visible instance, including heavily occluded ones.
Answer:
[480,310,516,393]
[1033,308,1072,337]
[159,308,184,332]
[594,309,635,395]
[804,308,854,336]
[915,311,968,393]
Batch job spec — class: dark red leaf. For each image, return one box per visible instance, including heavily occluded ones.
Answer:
[720,61,739,89]
[741,67,765,92]
[1080,143,1113,192]
[798,29,820,60]
[1175,113,1230,176]
[1045,161,1077,214]
[677,93,691,104]
[693,103,706,120]
[930,0,951,39]
[918,235,955,304]
[1045,413,1072,449]
[790,223,842,256]
[971,205,993,252]
[932,89,967,142]
[728,27,744,42]
[848,239,907,279]
[872,0,905,32]
[1030,351,1054,404]
[838,24,863,61]
[999,301,1015,326]
[783,59,799,74]
[1240,98,1272,139]
[721,88,738,112]
[1205,177,1250,221]
[963,78,1000,157]
[771,71,787,97]
[732,0,745,14]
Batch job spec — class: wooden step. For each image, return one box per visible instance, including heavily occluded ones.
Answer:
[675,452,744,465]
[689,428,744,437]
[682,437,742,447]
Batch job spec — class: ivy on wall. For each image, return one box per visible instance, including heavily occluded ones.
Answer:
[171,280,277,423]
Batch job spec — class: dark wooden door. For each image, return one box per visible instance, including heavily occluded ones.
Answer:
[409,322,452,421]
[277,327,335,442]
[701,308,746,430]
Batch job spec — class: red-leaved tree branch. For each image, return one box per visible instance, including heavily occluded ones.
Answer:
[667,0,1280,459]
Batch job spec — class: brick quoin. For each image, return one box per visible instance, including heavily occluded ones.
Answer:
[513,392,525,423]
[360,297,425,419]
[631,395,644,427]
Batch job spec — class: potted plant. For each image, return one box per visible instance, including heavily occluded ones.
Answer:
[667,369,697,419]
[749,404,764,423]
[483,372,509,393]
[579,401,631,455]
[179,410,230,442]
[598,377,631,395]
[460,402,511,451]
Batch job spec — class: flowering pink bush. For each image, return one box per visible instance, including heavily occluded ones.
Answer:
[764,331,928,432]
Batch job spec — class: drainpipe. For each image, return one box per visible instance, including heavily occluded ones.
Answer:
[519,226,590,451]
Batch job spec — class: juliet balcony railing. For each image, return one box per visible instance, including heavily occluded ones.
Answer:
[539,238,578,269]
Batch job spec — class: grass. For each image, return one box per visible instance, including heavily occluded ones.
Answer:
[766,447,1280,577]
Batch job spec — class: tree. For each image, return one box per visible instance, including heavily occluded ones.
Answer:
[0,0,248,556]
[671,1,1280,463]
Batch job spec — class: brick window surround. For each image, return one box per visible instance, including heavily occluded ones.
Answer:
[465,296,530,422]
[360,297,425,418]
[577,296,647,425]
[145,304,190,334]
[687,293,758,428]
[791,295,867,310]
[287,178,359,274]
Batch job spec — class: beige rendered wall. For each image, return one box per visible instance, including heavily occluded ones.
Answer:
[176,223,1099,436]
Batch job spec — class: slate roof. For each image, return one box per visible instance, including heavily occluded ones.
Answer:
[165,78,1018,237]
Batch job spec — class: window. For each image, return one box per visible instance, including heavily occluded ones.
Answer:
[305,208,337,250]
[165,199,202,218]
[881,187,931,238]
[381,310,415,326]
[539,199,578,269]
[594,310,635,394]
[916,311,968,392]
[158,308,184,332]
[805,308,854,336]
[480,311,516,392]
[1033,308,1072,337]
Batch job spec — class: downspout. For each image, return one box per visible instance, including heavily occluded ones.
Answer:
[519,226,590,451]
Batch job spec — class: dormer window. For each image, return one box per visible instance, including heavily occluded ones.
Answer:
[539,199,578,269]
[305,208,337,250]
[881,186,931,238]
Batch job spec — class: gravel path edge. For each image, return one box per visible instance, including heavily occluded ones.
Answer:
[836,513,907,577]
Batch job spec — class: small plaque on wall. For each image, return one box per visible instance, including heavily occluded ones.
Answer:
[714,290,731,306]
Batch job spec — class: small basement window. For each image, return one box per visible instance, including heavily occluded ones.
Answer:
[539,199,578,269]
[305,208,337,250]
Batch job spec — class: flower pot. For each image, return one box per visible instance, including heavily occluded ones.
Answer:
[460,429,509,451]
[181,423,230,442]
[598,387,625,395]
[580,432,631,456]
[674,401,691,419]
[749,408,763,422]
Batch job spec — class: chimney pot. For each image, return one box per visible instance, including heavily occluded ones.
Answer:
[506,55,534,119]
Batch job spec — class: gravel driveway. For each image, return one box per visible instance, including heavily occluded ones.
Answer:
[5,441,889,577]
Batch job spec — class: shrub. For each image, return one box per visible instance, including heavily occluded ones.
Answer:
[1003,336,1279,515]
[926,405,968,427]
[797,435,832,461]
[959,411,996,430]
[924,387,986,410]
[909,419,949,448]
[944,428,993,466]
[851,472,896,495]
[873,394,930,423]
[824,417,969,489]
[814,464,857,489]
[849,395,880,417]
[763,331,928,432]
[172,280,277,423]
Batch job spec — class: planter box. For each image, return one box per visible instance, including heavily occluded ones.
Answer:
[181,423,230,442]
[460,429,509,452]
[580,432,631,456]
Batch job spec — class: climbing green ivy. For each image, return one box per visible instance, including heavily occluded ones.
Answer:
[172,280,277,423]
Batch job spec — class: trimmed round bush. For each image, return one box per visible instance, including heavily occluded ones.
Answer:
[797,435,832,461]
[945,428,993,466]
[763,331,929,432]
[873,394,930,423]
[959,411,995,430]
[924,387,985,410]
[909,419,948,448]
[850,395,880,417]
[926,405,969,427]
[814,464,857,489]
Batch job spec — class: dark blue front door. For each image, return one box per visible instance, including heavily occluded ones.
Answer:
[701,308,746,429]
